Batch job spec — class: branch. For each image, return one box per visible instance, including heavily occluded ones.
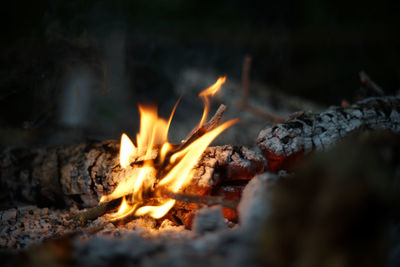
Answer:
[237,55,285,123]
[241,55,252,105]
[359,71,385,96]
[68,198,121,225]
[179,104,227,151]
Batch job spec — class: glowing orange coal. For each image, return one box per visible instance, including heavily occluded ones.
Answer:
[100,77,237,220]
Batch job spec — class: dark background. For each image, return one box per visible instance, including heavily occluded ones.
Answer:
[0,0,399,146]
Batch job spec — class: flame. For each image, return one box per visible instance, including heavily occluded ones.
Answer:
[198,76,226,127]
[108,197,137,221]
[135,199,176,219]
[101,76,236,220]
[120,134,136,168]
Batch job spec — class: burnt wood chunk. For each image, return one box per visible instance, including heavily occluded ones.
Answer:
[0,143,264,208]
[257,96,400,171]
[184,145,265,195]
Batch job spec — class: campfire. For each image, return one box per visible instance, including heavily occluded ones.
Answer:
[92,76,238,223]
[1,72,400,267]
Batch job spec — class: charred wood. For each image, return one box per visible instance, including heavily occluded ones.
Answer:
[0,143,264,208]
[257,96,400,171]
[0,141,120,208]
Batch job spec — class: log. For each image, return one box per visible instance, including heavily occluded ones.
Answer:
[0,141,120,208]
[256,96,400,171]
[0,143,265,208]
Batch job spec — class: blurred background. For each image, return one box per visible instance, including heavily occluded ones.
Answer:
[0,0,398,148]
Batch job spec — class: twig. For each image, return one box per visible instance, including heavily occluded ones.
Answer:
[179,104,227,151]
[241,55,252,105]
[237,55,286,123]
[359,71,385,96]
[68,198,121,225]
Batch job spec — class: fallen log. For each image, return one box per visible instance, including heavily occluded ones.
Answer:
[0,143,264,208]
[257,96,400,171]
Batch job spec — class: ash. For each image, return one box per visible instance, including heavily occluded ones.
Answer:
[0,174,276,267]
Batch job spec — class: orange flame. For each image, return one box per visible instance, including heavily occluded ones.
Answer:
[101,76,236,220]
[120,133,136,168]
[108,197,137,221]
[198,76,226,127]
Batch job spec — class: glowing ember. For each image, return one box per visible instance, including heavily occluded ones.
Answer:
[100,76,237,220]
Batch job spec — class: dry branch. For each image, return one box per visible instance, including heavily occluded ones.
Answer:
[241,55,252,104]
[69,198,121,225]
[257,96,400,171]
[236,55,285,123]
[359,71,385,96]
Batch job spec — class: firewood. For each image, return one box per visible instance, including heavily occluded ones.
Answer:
[257,96,400,171]
[0,140,120,207]
[0,143,264,208]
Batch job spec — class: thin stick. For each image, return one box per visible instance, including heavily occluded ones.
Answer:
[241,55,252,105]
[179,104,227,151]
[237,55,286,123]
[359,71,385,96]
[68,198,121,225]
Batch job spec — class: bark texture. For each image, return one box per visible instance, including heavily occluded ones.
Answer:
[257,96,400,171]
[0,142,264,208]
